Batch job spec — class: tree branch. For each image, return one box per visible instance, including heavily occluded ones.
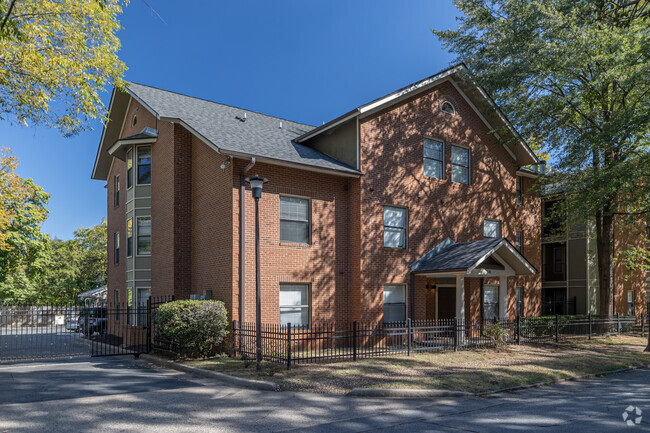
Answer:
[1,0,17,32]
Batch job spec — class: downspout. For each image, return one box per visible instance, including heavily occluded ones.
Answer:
[240,157,255,323]
[410,272,415,320]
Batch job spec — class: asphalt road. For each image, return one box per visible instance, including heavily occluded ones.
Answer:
[0,356,649,432]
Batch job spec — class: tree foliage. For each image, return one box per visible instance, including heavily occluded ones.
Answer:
[0,0,127,136]
[434,0,650,316]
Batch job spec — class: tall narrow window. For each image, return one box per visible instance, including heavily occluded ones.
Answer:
[484,219,501,239]
[137,288,151,326]
[137,217,151,255]
[114,175,120,206]
[516,176,523,205]
[280,196,310,244]
[483,285,499,320]
[383,206,407,249]
[114,232,120,264]
[451,145,470,184]
[384,284,406,323]
[126,218,133,257]
[627,290,634,316]
[126,149,133,189]
[423,138,444,180]
[279,284,310,327]
[516,287,524,318]
[553,246,565,274]
[114,290,120,321]
[137,146,151,185]
[127,287,133,325]
[516,230,523,253]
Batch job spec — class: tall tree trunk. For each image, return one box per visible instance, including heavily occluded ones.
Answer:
[646,314,650,352]
[595,207,615,317]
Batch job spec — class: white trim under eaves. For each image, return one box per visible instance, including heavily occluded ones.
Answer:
[516,169,540,179]
[467,240,536,275]
[161,117,362,178]
[118,97,132,144]
[108,137,158,157]
[92,87,118,179]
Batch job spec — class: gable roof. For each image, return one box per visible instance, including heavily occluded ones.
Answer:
[410,237,537,276]
[295,63,538,166]
[92,83,361,180]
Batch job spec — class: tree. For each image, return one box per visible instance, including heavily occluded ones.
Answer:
[0,0,127,136]
[434,0,650,317]
[0,148,49,287]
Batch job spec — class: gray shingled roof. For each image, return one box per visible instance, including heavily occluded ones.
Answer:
[127,83,360,175]
[410,238,508,273]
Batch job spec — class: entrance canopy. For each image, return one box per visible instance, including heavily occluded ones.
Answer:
[410,237,537,277]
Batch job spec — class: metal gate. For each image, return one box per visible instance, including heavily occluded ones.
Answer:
[0,302,150,363]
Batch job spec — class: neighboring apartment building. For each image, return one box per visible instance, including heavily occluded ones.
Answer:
[541,198,649,317]
[92,64,545,327]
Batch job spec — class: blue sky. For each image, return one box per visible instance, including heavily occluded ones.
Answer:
[3,0,459,240]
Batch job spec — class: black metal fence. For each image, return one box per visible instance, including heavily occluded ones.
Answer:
[233,313,646,369]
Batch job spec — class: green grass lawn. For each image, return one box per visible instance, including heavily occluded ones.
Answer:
[182,335,650,394]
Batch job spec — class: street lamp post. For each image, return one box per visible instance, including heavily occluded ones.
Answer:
[246,174,268,372]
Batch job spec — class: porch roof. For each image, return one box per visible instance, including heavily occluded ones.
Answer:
[409,237,537,276]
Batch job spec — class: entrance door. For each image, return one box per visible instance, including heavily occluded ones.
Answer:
[437,287,456,320]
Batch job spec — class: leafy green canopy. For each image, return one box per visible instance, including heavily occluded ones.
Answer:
[0,0,127,136]
[434,0,650,222]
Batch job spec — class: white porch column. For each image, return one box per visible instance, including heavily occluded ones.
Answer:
[499,276,508,320]
[455,274,465,319]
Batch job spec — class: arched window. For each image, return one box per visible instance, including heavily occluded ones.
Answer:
[441,101,455,115]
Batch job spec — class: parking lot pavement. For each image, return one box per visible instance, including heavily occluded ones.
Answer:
[0,357,648,432]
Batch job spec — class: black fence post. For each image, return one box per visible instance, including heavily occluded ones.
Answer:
[642,314,645,337]
[555,314,559,343]
[588,313,592,340]
[516,315,521,345]
[453,318,458,351]
[146,298,152,354]
[233,320,238,357]
[407,318,412,356]
[287,323,292,371]
[352,321,357,362]
[617,312,621,335]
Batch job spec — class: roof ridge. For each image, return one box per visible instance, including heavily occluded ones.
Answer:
[126,81,316,129]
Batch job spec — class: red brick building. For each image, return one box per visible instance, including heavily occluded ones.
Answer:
[95,64,632,327]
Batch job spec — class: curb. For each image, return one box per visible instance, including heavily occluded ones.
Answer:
[139,354,280,392]
[476,363,650,397]
[348,388,473,398]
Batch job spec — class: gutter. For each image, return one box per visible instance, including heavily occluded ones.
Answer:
[240,158,256,323]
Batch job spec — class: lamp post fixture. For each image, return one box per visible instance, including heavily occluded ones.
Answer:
[246,174,268,372]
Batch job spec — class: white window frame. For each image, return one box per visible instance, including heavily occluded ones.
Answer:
[451,144,470,185]
[383,205,408,249]
[279,283,310,328]
[136,216,151,257]
[114,174,120,207]
[627,290,634,316]
[383,284,407,323]
[126,217,133,258]
[423,137,445,180]
[441,101,456,115]
[136,145,151,186]
[137,287,151,327]
[279,195,311,244]
[483,285,499,321]
[484,219,502,239]
[114,232,120,264]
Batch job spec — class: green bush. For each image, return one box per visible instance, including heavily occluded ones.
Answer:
[154,300,229,358]
[483,322,509,350]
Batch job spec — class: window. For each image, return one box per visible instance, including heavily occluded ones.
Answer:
[114,232,120,264]
[127,287,133,325]
[423,138,444,180]
[280,196,310,244]
[137,288,151,326]
[441,101,455,115]
[451,145,470,184]
[484,219,501,239]
[126,149,133,189]
[137,146,151,185]
[483,285,499,321]
[279,284,310,327]
[516,230,523,253]
[383,206,407,249]
[126,218,133,257]
[137,217,151,255]
[384,284,406,323]
[114,290,120,321]
[627,290,634,316]
[516,287,524,318]
[516,176,523,205]
[552,247,562,274]
[114,175,120,206]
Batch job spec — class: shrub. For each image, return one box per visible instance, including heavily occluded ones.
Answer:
[483,322,509,350]
[154,300,229,358]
